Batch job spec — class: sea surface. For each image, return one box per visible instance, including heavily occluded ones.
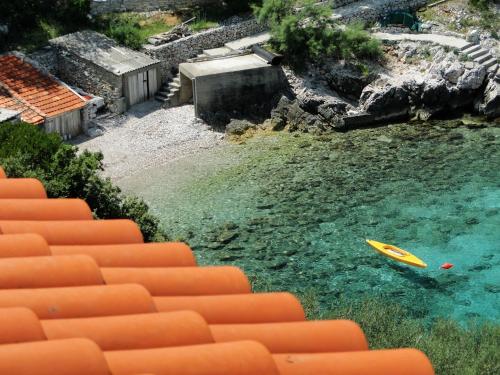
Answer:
[120,119,500,322]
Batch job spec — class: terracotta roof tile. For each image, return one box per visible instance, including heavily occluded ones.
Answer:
[0,170,436,374]
[0,55,85,123]
[0,87,44,125]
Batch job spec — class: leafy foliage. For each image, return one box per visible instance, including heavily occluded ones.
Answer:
[0,0,91,51]
[469,0,495,11]
[106,15,145,50]
[254,0,382,66]
[297,293,500,375]
[325,299,500,375]
[0,122,167,242]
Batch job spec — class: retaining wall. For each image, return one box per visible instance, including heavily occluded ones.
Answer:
[143,19,267,80]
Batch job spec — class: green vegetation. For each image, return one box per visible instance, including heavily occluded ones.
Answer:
[96,13,178,50]
[0,0,91,52]
[469,0,495,11]
[254,0,382,67]
[419,0,499,39]
[0,122,167,242]
[301,295,500,375]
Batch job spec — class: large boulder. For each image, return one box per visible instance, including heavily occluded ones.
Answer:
[457,65,487,90]
[475,79,500,119]
[326,62,378,100]
[359,79,411,116]
[443,62,465,84]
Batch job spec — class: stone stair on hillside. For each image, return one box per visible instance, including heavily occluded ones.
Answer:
[155,73,181,106]
[155,46,244,107]
[460,43,499,77]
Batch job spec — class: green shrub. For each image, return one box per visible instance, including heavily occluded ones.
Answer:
[0,122,168,242]
[254,0,382,66]
[319,298,500,375]
[469,0,494,11]
[106,15,145,50]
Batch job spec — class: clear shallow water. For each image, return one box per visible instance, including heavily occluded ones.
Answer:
[120,119,500,322]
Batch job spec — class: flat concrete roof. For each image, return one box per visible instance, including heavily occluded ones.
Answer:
[50,30,160,76]
[180,54,269,79]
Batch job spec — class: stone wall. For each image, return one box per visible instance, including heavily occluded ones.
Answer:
[335,0,428,23]
[90,0,219,15]
[143,18,267,80]
[53,49,125,113]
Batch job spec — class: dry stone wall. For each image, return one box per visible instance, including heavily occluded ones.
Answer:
[90,0,219,14]
[53,49,124,113]
[143,18,267,80]
[334,0,428,23]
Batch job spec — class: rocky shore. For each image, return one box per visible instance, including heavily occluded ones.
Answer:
[260,39,499,135]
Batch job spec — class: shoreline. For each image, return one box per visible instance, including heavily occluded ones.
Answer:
[73,101,226,182]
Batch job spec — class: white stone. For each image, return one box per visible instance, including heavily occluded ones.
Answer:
[457,65,487,90]
[443,62,464,84]
[466,29,480,44]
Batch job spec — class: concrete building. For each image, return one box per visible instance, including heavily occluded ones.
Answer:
[50,31,161,113]
[178,53,284,120]
[0,54,87,138]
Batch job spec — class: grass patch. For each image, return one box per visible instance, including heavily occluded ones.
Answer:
[298,294,500,375]
[189,18,220,32]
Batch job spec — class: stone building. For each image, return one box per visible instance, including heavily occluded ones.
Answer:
[50,31,161,113]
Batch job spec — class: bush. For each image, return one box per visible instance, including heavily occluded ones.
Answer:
[469,0,494,11]
[0,122,168,242]
[107,16,145,50]
[299,295,500,375]
[254,0,381,66]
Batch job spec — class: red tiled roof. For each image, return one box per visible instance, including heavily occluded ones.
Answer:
[0,55,85,124]
[0,170,436,375]
[0,86,45,125]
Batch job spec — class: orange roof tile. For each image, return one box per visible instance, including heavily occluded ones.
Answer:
[0,86,44,125]
[0,169,436,375]
[0,55,85,123]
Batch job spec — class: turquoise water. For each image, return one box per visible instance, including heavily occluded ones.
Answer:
[120,119,500,322]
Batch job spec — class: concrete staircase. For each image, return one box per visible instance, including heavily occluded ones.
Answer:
[460,43,499,78]
[155,73,181,106]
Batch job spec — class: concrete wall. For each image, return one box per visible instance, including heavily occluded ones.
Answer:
[143,19,267,80]
[90,0,220,15]
[192,66,284,120]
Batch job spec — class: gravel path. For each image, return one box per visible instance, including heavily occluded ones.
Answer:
[74,101,225,181]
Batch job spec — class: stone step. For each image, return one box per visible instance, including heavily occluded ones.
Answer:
[460,42,476,52]
[475,54,493,64]
[487,63,498,73]
[155,96,169,103]
[169,82,180,89]
[468,48,488,59]
[482,58,498,69]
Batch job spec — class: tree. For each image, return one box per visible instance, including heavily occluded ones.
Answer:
[254,0,382,66]
[0,122,167,242]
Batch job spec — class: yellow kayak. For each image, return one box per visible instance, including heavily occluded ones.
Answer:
[366,240,427,268]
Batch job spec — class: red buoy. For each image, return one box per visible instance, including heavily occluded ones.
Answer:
[440,263,454,270]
